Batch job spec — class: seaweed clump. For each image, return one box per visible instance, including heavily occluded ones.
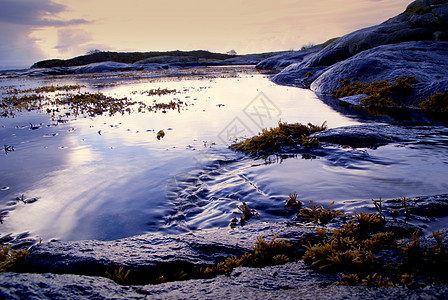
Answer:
[303,199,448,288]
[0,245,29,273]
[297,201,344,225]
[56,92,136,117]
[418,89,448,112]
[335,77,418,107]
[198,234,293,279]
[230,121,327,154]
[230,201,259,227]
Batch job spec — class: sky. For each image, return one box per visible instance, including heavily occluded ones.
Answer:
[0,0,411,68]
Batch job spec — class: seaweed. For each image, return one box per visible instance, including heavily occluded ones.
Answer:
[0,245,29,272]
[334,77,418,107]
[230,201,258,227]
[297,201,344,225]
[156,130,165,140]
[418,89,448,112]
[285,192,302,210]
[303,200,448,287]
[230,121,327,154]
[105,267,131,285]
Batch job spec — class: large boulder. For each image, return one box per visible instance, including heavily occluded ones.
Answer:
[256,47,322,71]
[310,41,448,104]
[259,0,448,106]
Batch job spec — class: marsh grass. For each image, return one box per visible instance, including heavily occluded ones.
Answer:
[334,77,418,107]
[230,121,327,154]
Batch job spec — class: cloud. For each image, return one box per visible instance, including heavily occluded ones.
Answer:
[0,0,88,26]
[0,0,91,67]
[53,28,111,57]
[0,23,46,67]
[54,28,93,53]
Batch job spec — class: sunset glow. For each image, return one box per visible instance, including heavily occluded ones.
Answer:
[0,0,410,68]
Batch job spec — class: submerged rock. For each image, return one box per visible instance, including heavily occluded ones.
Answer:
[313,124,447,148]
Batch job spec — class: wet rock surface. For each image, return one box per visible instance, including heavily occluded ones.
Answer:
[310,41,448,104]
[313,124,448,148]
[0,273,142,300]
[3,194,448,298]
[255,47,322,71]
[257,0,448,106]
[2,263,448,299]
[23,222,313,284]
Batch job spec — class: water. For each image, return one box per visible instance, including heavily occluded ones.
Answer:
[0,67,447,242]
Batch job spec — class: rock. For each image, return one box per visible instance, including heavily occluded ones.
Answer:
[386,194,448,218]
[313,124,447,148]
[258,0,448,107]
[23,222,313,284]
[0,273,141,299]
[137,262,448,299]
[256,47,322,71]
[301,0,448,69]
[2,264,448,299]
[310,41,448,105]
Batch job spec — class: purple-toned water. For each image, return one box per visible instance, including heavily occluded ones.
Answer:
[0,67,447,242]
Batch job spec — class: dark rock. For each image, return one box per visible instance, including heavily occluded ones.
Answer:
[386,194,448,218]
[314,125,398,148]
[256,47,322,71]
[0,273,141,299]
[2,263,448,299]
[313,124,448,148]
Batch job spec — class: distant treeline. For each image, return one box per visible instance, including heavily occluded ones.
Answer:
[32,50,235,68]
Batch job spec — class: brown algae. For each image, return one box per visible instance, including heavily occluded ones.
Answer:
[230,121,327,154]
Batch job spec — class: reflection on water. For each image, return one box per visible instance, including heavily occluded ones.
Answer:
[0,67,447,242]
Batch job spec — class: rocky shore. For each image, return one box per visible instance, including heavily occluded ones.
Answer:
[2,1,448,299]
[257,0,448,107]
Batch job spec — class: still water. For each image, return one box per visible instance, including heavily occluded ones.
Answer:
[0,67,447,241]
